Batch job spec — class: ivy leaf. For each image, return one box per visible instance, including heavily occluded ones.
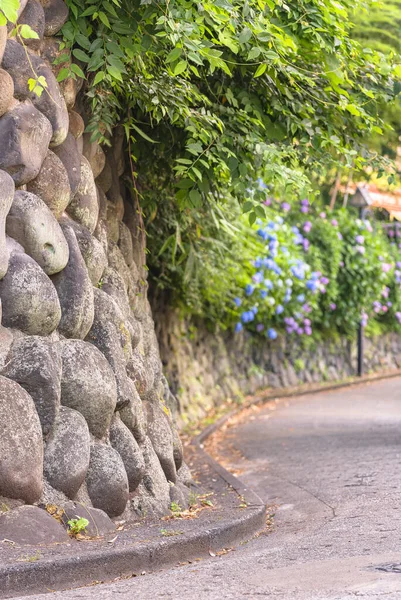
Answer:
[98,11,111,28]
[19,24,39,39]
[93,71,105,85]
[174,60,188,76]
[131,123,159,143]
[73,48,91,63]
[254,63,267,77]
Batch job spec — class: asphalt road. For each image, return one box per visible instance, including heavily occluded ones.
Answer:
[20,377,401,599]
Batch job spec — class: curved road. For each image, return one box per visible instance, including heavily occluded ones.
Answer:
[25,377,401,599]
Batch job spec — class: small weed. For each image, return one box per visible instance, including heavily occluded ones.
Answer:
[200,498,214,508]
[17,550,41,563]
[68,517,89,536]
[0,503,9,513]
[160,528,184,537]
[188,491,198,508]
[170,502,182,514]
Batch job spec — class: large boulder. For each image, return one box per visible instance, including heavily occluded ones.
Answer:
[0,171,14,279]
[145,401,177,484]
[39,0,69,35]
[44,406,91,499]
[0,376,43,503]
[110,414,145,492]
[86,289,133,409]
[6,191,69,275]
[86,444,129,518]
[0,100,53,185]
[60,339,117,439]
[131,437,171,518]
[119,384,147,444]
[0,505,68,545]
[1,336,62,438]
[69,220,107,286]
[67,156,99,233]
[2,40,68,146]
[53,132,81,195]
[27,150,71,219]
[52,221,94,339]
[0,252,61,335]
[0,69,14,117]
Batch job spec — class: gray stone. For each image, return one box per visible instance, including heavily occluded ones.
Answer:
[177,461,194,488]
[102,266,130,318]
[118,222,134,267]
[86,444,129,518]
[145,401,177,483]
[0,100,53,185]
[0,252,61,335]
[110,414,145,492]
[69,220,107,286]
[119,382,147,444]
[62,503,116,537]
[1,336,62,438]
[127,348,154,397]
[0,376,43,503]
[6,190,69,275]
[68,110,84,139]
[82,134,106,179]
[131,437,170,518]
[86,288,133,409]
[67,156,98,232]
[18,0,45,49]
[0,171,14,279]
[27,150,71,219]
[0,68,14,117]
[2,40,68,146]
[96,158,112,193]
[52,221,94,339]
[60,339,117,439]
[0,505,68,545]
[44,406,91,499]
[53,132,81,195]
[40,0,69,35]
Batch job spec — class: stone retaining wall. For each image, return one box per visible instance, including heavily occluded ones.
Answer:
[156,312,401,424]
[0,0,191,522]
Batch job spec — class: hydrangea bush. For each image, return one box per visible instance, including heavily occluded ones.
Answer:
[233,199,401,341]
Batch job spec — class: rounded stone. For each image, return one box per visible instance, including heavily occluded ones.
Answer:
[86,444,129,518]
[68,110,84,139]
[0,505,68,545]
[0,100,53,186]
[53,132,81,195]
[51,221,94,339]
[145,401,177,484]
[27,150,71,219]
[0,69,14,117]
[44,406,91,499]
[1,335,62,439]
[0,252,61,335]
[119,385,147,445]
[110,414,145,492]
[0,171,15,280]
[67,156,99,233]
[0,376,43,503]
[6,190,69,275]
[39,0,69,35]
[68,220,107,286]
[60,339,117,439]
[2,40,68,147]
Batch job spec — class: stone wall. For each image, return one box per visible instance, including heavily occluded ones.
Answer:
[156,311,401,424]
[0,0,191,521]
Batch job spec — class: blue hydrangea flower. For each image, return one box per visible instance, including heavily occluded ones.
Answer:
[234,297,242,307]
[235,322,243,333]
[297,294,305,303]
[276,305,284,315]
[245,284,255,296]
[260,290,268,299]
[268,328,278,340]
[264,279,274,290]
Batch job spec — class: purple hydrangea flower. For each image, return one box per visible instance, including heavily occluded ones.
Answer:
[303,221,312,233]
[355,235,364,244]
[329,303,336,311]
[382,263,392,273]
[256,324,265,332]
[281,202,291,212]
[331,219,338,227]
[356,245,365,255]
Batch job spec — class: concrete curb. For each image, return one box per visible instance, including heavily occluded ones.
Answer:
[0,433,267,599]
